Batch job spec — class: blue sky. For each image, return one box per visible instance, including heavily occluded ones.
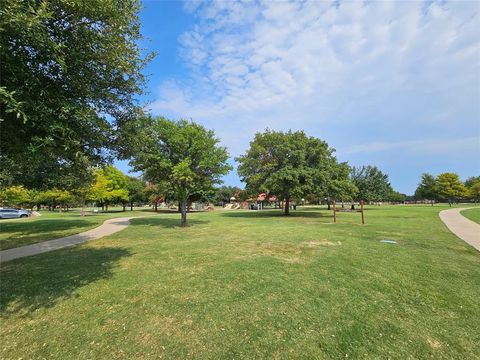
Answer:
[117,0,480,195]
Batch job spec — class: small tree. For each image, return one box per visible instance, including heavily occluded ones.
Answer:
[0,185,30,207]
[350,165,392,203]
[465,176,480,203]
[437,172,468,206]
[328,180,359,208]
[88,170,112,211]
[88,166,129,211]
[213,186,242,206]
[40,189,75,211]
[325,162,358,209]
[126,177,147,211]
[387,191,407,203]
[130,117,231,226]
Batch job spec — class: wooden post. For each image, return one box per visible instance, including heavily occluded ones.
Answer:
[333,200,337,223]
[360,200,365,224]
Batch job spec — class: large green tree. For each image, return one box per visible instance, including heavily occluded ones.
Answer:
[130,117,231,226]
[437,172,468,206]
[350,165,392,203]
[0,0,152,189]
[414,173,439,205]
[236,130,340,215]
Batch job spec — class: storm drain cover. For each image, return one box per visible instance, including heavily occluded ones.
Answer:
[380,240,397,244]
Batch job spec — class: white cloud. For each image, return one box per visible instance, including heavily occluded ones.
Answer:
[149,0,480,191]
[340,137,480,156]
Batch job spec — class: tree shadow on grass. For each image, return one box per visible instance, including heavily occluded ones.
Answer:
[220,209,332,219]
[130,217,210,228]
[0,246,131,317]
[0,219,99,250]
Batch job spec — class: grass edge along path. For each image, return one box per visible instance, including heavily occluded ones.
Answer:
[0,209,164,251]
[439,207,480,251]
[0,217,135,263]
[460,207,480,224]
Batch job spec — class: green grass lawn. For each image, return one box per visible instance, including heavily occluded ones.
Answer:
[461,207,480,224]
[0,207,160,250]
[1,205,479,359]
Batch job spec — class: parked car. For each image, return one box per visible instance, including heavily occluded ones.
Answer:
[0,208,31,219]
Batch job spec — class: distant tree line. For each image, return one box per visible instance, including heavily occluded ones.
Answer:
[414,173,479,206]
[0,165,150,213]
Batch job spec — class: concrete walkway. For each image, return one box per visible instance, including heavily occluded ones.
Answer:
[439,208,480,251]
[0,217,134,263]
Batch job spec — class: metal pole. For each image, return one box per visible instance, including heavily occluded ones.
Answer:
[333,200,337,223]
[360,200,365,224]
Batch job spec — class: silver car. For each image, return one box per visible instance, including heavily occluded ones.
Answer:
[0,208,31,219]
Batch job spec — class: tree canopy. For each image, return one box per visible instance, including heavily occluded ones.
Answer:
[88,166,129,211]
[414,173,439,203]
[465,176,480,202]
[0,185,30,207]
[126,176,147,211]
[325,162,358,205]
[130,117,231,226]
[0,0,152,189]
[350,165,392,202]
[236,130,341,215]
[437,172,468,205]
[213,186,243,205]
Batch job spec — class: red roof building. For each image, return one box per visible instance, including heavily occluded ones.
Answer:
[257,193,267,201]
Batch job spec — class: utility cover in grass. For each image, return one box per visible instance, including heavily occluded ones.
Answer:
[380,240,397,244]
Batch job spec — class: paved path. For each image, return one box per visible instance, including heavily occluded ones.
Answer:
[439,208,480,251]
[0,217,134,263]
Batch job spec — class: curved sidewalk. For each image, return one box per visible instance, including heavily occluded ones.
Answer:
[439,208,480,251]
[0,217,134,263]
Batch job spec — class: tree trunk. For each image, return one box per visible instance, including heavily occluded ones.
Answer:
[284,197,290,215]
[180,199,187,227]
[327,199,331,211]
[81,196,87,217]
[154,203,157,212]
[122,203,126,212]
[130,201,134,211]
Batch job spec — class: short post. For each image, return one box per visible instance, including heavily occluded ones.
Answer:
[360,200,365,224]
[333,200,337,223]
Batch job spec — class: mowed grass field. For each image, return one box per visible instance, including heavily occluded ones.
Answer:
[461,207,480,224]
[0,208,157,250]
[1,205,479,359]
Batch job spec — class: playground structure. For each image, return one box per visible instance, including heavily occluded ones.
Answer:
[333,200,365,224]
[224,203,241,210]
